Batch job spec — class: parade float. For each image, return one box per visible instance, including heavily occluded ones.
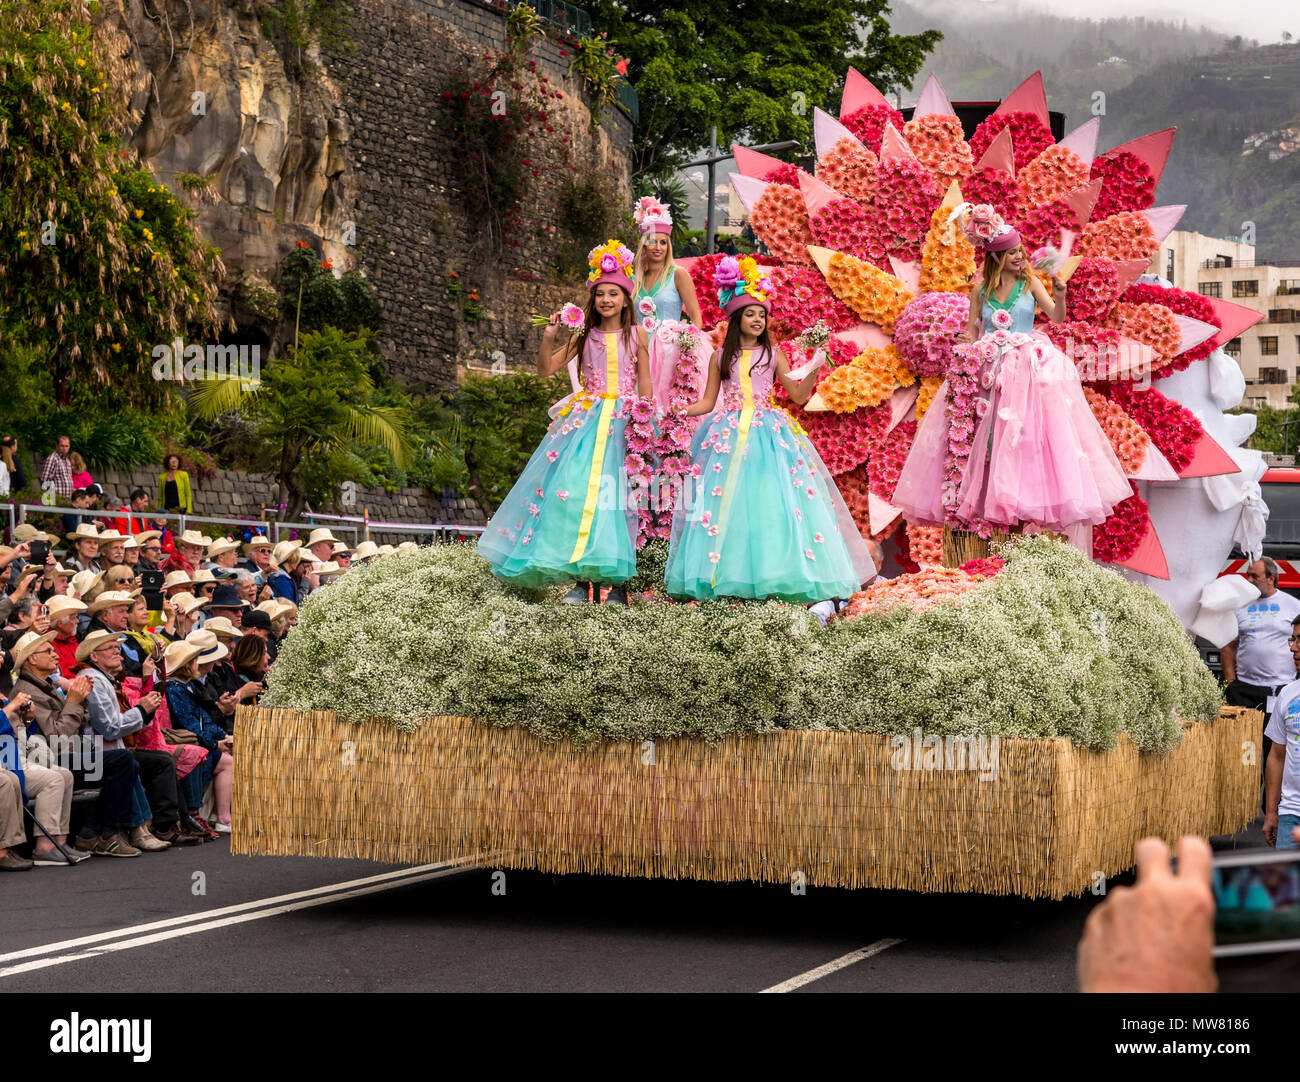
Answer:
[234,72,1265,898]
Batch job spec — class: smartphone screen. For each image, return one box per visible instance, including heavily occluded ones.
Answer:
[29,540,49,566]
[1213,849,1300,956]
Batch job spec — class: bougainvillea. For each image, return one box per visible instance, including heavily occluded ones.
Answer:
[918,203,977,294]
[824,253,914,332]
[1016,145,1089,217]
[767,265,858,337]
[1093,484,1150,563]
[1082,386,1149,474]
[894,291,970,378]
[749,183,815,267]
[1106,383,1202,473]
[1063,257,1121,323]
[1090,150,1157,220]
[816,137,879,206]
[840,102,906,153]
[1104,302,1181,369]
[969,110,1055,171]
[809,197,888,267]
[872,157,942,261]
[961,167,1019,223]
[1078,211,1159,262]
[903,114,974,191]
[1122,283,1222,372]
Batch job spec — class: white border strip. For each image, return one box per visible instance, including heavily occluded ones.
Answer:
[760,938,904,993]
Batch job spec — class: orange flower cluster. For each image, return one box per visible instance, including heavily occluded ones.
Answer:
[840,566,987,617]
[816,137,879,207]
[902,115,974,191]
[825,252,914,332]
[827,343,913,409]
[1016,144,1089,217]
[1082,386,1150,474]
[918,204,977,294]
[906,524,943,567]
[1103,301,1180,364]
[1078,211,1159,262]
[915,376,943,420]
[749,183,815,268]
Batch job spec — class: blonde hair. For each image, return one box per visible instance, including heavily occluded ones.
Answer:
[976,246,1030,306]
[69,451,87,472]
[633,232,676,296]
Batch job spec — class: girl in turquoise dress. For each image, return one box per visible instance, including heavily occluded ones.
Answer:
[664,257,877,601]
[631,196,704,411]
[477,240,652,606]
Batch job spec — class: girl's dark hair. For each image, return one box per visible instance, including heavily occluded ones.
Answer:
[163,453,181,471]
[231,633,267,677]
[718,305,773,381]
[572,284,634,367]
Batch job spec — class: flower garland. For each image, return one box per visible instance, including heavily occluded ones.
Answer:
[871,156,941,261]
[1082,385,1150,474]
[1104,301,1181,368]
[1105,382,1202,474]
[902,114,974,191]
[808,196,888,268]
[1078,211,1159,263]
[1063,257,1120,323]
[940,339,999,534]
[968,110,1055,171]
[918,203,977,294]
[840,102,906,154]
[824,252,914,332]
[768,265,859,337]
[816,137,878,206]
[893,291,970,378]
[1122,283,1222,372]
[749,183,816,267]
[906,523,943,567]
[1015,144,1089,217]
[960,166,1019,224]
[1092,483,1150,563]
[916,376,943,420]
[1091,150,1157,219]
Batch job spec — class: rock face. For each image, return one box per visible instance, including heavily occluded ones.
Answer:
[100,0,634,388]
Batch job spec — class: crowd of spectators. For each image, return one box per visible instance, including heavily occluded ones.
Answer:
[1,435,419,871]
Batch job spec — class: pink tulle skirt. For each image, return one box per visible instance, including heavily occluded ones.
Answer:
[891,380,951,526]
[956,332,1131,529]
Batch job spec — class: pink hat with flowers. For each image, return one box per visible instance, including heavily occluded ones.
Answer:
[951,202,1021,252]
[634,195,674,238]
[715,255,774,316]
[587,239,636,292]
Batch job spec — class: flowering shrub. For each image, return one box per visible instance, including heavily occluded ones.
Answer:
[840,102,906,153]
[969,111,1055,171]
[1091,150,1158,219]
[894,292,970,378]
[1121,284,1222,372]
[918,204,977,294]
[903,114,974,191]
[1104,302,1181,367]
[960,167,1019,224]
[1106,383,1202,473]
[816,137,879,205]
[750,183,815,267]
[1082,387,1150,474]
[1093,484,1150,563]
[809,198,888,267]
[1078,211,1159,262]
[1063,258,1120,323]
[1016,145,1089,217]
[824,253,914,332]
[872,157,942,261]
[868,418,916,500]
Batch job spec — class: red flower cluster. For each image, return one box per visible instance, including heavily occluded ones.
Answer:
[762,162,805,187]
[1041,320,1124,374]
[1092,483,1151,563]
[808,197,888,267]
[1063,257,1121,323]
[961,167,1019,224]
[1016,144,1089,216]
[790,400,878,475]
[1104,302,1181,367]
[906,524,943,567]
[958,555,1005,579]
[1121,283,1222,372]
[903,114,974,191]
[833,463,874,538]
[1105,383,1202,473]
[840,102,906,154]
[686,253,782,331]
[1014,196,1081,256]
[871,157,941,262]
[766,265,858,337]
[867,418,917,500]
[968,111,1055,171]
[1078,210,1158,262]
[816,138,878,206]
[1090,150,1157,219]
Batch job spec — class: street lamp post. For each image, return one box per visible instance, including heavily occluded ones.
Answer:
[684,129,799,255]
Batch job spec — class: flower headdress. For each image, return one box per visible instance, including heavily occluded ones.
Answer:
[948,201,1021,252]
[587,239,636,292]
[715,255,774,315]
[633,195,673,237]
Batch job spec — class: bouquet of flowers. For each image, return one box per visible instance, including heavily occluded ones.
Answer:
[530,303,585,331]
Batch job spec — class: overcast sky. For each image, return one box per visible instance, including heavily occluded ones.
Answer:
[956,0,1292,44]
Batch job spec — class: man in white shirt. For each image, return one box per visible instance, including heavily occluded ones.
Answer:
[1221,560,1300,738]
[1263,617,1300,850]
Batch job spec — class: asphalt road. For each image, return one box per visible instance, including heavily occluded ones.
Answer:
[1,818,1294,993]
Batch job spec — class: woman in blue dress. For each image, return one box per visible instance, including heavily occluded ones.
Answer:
[477,240,652,606]
[631,196,704,411]
[664,257,876,602]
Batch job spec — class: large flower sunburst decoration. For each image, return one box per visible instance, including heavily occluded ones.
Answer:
[685,71,1262,579]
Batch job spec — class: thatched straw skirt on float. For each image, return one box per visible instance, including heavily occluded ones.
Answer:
[232,706,1260,900]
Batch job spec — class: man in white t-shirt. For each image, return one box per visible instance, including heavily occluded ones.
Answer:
[1263,616,1300,850]
[1222,560,1300,742]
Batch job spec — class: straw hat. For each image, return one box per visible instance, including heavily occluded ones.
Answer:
[13,524,55,544]
[352,540,380,561]
[162,569,193,590]
[10,630,57,675]
[207,537,241,559]
[75,629,125,663]
[133,530,162,546]
[315,561,343,580]
[190,568,216,586]
[170,591,209,616]
[304,527,342,548]
[396,541,418,553]
[70,569,104,597]
[243,534,273,555]
[184,628,228,663]
[86,589,138,615]
[65,522,102,543]
[256,598,296,621]
[203,616,244,639]
[163,639,202,675]
[175,529,213,549]
[271,540,303,568]
[96,528,127,545]
[123,535,139,550]
[45,596,87,623]
[377,544,395,557]
[52,563,75,578]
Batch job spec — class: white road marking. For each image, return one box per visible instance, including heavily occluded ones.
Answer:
[0,857,482,976]
[759,938,904,993]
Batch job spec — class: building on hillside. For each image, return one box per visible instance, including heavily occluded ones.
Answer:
[1149,229,1300,408]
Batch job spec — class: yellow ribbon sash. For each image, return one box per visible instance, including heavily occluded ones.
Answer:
[569,332,621,564]
[711,349,755,587]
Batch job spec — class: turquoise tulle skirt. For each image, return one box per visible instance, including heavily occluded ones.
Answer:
[477,395,639,586]
[665,405,875,602]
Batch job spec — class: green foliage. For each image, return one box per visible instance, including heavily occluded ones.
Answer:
[585,0,942,175]
[1231,403,1299,455]
[566,34,622,128]
[504,2,545,60]
[0,1,222,409]
[276,244,380,337]
[551,172,634,280]
[258,0,357,76]
[264,536,1221,749]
